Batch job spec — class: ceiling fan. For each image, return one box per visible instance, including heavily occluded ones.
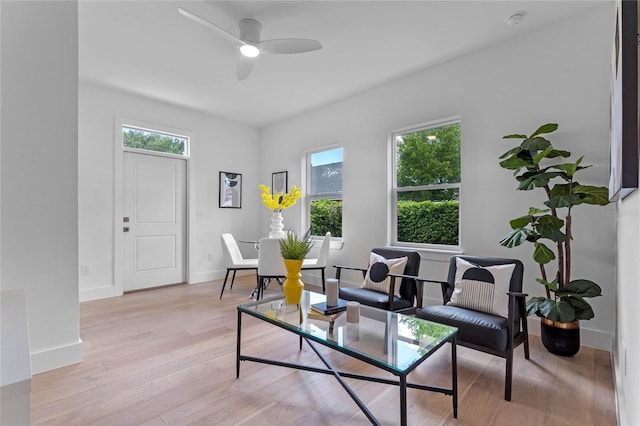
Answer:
[178,8,323,81]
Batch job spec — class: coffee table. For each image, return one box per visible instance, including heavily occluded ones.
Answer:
[236,290,458,425]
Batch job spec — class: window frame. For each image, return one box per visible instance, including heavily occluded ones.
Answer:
[388,116,462,252]
[305,144,344,241]
[121,123,190,159]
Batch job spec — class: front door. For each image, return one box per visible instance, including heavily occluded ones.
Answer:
[123,152,186,291]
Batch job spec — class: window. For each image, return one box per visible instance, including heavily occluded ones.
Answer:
[391,119,460,248]
[307,147,343,237]
[122,125,189,157]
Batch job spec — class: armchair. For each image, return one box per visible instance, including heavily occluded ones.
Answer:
[415,255,529,401]
[334,247,422,313]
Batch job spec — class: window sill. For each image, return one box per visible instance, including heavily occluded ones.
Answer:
[330,240,344,250]
[311,237,344,250]
[387,245,462,261]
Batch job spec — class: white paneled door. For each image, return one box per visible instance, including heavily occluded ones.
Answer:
[124,152,186,291]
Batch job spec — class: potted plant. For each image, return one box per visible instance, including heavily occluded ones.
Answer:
[279,229,314,304]
[498,123,608,356]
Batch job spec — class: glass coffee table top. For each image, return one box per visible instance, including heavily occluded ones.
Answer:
[238,290,457,374]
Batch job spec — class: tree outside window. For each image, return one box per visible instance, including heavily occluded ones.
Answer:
[393,120,460,246]
[308,147,342,237]
[123,126,188,156]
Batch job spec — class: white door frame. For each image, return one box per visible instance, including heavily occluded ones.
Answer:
[113,116,195,296]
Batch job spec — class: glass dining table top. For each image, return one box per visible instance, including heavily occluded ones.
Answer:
[238,290,457,374]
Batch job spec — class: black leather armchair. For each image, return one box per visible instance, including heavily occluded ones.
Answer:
[415,255,529,401]
[334,247,422,313]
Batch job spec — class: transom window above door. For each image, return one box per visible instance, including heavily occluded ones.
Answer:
[122,125,189,157]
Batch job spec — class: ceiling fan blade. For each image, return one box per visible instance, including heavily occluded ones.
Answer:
[237,56,255,81]
[257,38,322,55]
[178,7,245,46]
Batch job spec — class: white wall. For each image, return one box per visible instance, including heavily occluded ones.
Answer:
[615,189,640,423]
[1,1,82,373]
[1,289,32,425]
[78,83,261,301]
[261,5,616,350]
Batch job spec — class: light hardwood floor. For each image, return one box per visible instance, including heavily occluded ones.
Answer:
[31,276,617,425]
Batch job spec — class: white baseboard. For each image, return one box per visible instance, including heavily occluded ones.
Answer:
[189,269,256,284]
[189,271,220,283]
[81,270,252,301]
[301,272,325,288]
[80,285,119,302]
[80,269,257,301]
[195,270,323,287]
[612,345,625,426]
[30,338,83,374]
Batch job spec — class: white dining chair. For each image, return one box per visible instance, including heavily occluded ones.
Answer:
[301,232,331,293]
[256,237,286,300]
[220,233,258,299]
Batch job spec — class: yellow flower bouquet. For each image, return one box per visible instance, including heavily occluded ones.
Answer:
[259,184,301,212]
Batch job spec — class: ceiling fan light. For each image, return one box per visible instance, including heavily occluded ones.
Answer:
[240,44,260,58]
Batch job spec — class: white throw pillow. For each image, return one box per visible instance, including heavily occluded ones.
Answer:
[361,252,408,296]
[447,257,515,317]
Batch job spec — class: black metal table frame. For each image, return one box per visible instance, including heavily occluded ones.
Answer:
[236,305,458,426]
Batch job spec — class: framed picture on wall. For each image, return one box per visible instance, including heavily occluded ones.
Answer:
[272,171,288,194]
[219,171,242,208]
[608,0,638,201]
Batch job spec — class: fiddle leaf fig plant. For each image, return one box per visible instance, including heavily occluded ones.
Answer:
[498,123,608,323]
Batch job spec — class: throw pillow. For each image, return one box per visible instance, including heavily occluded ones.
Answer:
[361,252,408,296]
[447,257,515,317]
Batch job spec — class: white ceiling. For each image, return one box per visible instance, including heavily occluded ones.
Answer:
[79,1,605,128]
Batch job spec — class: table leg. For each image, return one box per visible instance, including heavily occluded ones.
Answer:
[451,335,458,418]
[299,307,303,350]
[305,338,381,426]
[236,310,242,378]
[400,374,407,426]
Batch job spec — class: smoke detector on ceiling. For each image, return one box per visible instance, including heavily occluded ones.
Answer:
[505,11,526,26]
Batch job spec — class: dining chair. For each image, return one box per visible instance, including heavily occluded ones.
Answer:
[256,237,286,300]
[219,233,258,299]
[301,232,331,293]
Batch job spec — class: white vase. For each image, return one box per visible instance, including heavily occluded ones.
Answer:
[269,211,285,238]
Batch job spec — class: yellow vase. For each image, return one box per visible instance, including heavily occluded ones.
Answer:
[282,259,304,305]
